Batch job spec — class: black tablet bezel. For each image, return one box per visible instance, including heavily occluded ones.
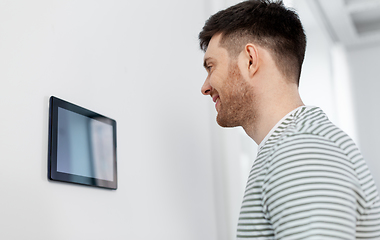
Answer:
[48,96,117,190]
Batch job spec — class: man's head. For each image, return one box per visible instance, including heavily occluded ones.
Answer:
[199,0,306,84]
[199,0,306,136]
[201,33,258,128]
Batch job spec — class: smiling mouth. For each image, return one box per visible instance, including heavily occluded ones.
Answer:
[212,95,220,111]
[212,95,219,103]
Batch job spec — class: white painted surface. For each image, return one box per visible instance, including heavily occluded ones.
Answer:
[331,44,359,144]
[0,1,218,239]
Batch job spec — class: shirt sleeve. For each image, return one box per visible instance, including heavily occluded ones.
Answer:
[262,133,359,240]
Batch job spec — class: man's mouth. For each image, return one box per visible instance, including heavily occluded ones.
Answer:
[212,95,219,103]
[212,95,220,111]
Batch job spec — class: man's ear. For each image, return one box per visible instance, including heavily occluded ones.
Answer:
[244,44,259,77]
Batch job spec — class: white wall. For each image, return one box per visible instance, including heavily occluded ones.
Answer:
[0,1,219,239]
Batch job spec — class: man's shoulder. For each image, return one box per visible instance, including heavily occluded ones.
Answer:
[288,107,349,144]
[265,115,359,185]
[274,106,357,158]
[259,106,359,165]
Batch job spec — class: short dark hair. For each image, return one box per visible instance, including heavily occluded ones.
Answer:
[199,0,306,84]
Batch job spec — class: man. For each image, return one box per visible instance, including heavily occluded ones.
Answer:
[199,0,380,239]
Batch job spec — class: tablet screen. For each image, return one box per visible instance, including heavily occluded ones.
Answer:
[48,96,117,189]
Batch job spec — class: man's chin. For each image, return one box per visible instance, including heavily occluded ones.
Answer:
[216,114,239,128]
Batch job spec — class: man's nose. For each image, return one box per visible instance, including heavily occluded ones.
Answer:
[201,79,212,95]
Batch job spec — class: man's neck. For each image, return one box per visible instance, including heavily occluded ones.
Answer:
[243,92,304,145]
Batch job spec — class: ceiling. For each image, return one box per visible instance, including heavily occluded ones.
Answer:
[309,0,380,48]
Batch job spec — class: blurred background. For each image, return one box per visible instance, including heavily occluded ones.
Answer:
[1,0,379,239]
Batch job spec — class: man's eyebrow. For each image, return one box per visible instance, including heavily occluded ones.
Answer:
[203,57,211,69]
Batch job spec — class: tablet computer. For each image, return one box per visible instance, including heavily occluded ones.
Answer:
[48,96,117,189]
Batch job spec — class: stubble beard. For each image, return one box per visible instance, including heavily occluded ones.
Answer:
[216,62,256,128]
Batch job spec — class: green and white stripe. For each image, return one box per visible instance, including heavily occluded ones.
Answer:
[237,106,380,239]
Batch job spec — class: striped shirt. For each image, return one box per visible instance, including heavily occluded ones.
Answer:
[237,106,380,239]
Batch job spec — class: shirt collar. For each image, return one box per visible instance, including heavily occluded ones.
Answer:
[257,106,308,150]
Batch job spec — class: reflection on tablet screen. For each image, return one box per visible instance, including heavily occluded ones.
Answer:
[57,107,114,181]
